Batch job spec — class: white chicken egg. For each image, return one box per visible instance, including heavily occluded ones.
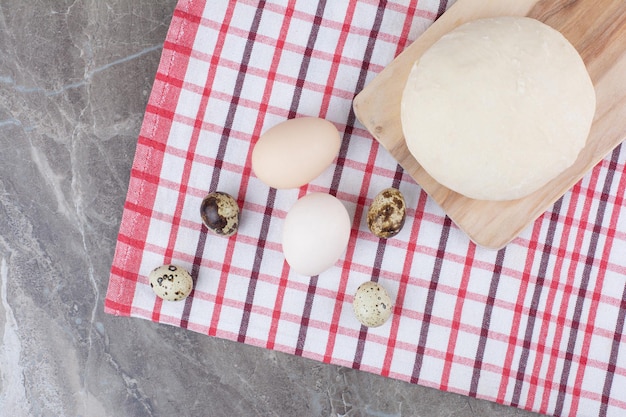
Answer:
[281,192,351,276]
[251,117,341,189]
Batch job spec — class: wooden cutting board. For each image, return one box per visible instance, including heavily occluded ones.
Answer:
[353,0,626,249]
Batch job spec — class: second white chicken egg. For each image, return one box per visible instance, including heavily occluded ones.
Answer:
[281,193,351,276]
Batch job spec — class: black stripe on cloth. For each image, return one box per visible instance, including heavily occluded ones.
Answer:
[352,167,404,369]
[352,239,387,369]
[287,1,326,120]
[510,197,563,407]
[285,0,327,353]
[323,0,388,369]
[181,224,208,328]
[239,192,276,343]
[182,2,260,328]
[436,0,448,19]
[294,0,387,358]
[469,247,506,396]
[178,0,267,336]
[554,147,621,415]
[329,0,387,195]
[599,282,626,417]
[237,2,288,343]
[411,215,452,384]
[295,275,319,355]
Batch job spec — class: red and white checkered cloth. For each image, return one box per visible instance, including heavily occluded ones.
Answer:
[105,1,626,416]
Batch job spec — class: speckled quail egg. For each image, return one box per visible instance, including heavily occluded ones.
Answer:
[200,191,240,236]
[149,264,193,301]
[352,281,393,327]
[367,188,406,238]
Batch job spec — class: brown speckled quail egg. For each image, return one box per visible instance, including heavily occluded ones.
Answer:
[352,281,393,327]
[367,188,406,238]
[149,264,193,301]
[200,191,240,236]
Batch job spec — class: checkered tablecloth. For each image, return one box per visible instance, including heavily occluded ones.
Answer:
[105,1,626,416]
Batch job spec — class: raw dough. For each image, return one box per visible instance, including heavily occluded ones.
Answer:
[401,16,596,201]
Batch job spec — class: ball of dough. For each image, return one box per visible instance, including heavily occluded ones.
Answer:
[401,16,596,201]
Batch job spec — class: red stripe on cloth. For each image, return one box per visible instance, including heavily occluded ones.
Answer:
[599,153,626,416]
[411,215,452,385]
[105,4,204,314]
[154,69,186,90]
[496,219,542,402]
[511,197,563,409]
[601,285,626,417]
[288,1,349,355]
[322,0,380,365]
[380,9,440,376]
[235,1,298,344]
[529,195,580,413]
[103,298,132,315]
[286,4,330,122]
[351,170,398,370]
[525,195,579,409]
[469,248,507,396]
[204,0,254,336]
[266,260,293,351]
[548,165,602,415]
[173,0,206,21]
[161,107,205,252]
[105,265,141,315]
[381,189,430,377]
[395,1,417,54]
[569,149,625,416]
[440,242,476,391]
[150,297,164,322]
[351,120,409,369]
[285,0,345,355]
[332,3,414,369]
[539,183,588,412]
[248,0,303,350]
[318,1,356,115]
[242,0,338,347]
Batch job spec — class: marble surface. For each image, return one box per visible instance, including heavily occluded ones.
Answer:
[0,2,543,416]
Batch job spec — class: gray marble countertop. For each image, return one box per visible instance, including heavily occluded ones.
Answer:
[0,2,542,416]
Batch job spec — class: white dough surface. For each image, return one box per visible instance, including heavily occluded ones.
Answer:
[401,16,596,201]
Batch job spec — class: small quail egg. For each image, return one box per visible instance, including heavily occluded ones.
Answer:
[200,191,240,236]
[367,188,406,238]
[352,281,393,327]
[149,264,193,301]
